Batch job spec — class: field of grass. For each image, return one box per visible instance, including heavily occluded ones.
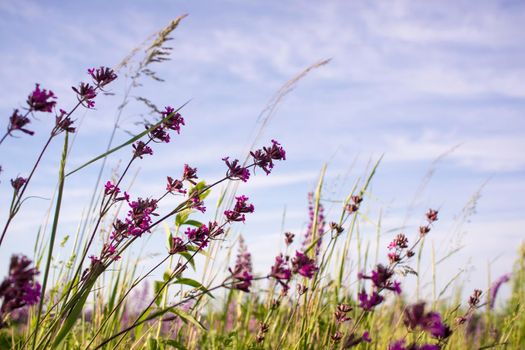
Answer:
[0,17,524,350]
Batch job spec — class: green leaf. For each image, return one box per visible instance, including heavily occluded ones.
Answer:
[178,252,196,270]
[161,339,188,350]
[184,220,202,228]
[175,209,191,227]
[171,308,206,331]
[173,278,214,298]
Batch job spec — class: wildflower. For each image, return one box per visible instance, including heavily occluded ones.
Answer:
[468,289,482,308]
[189,195,206,213]
[426,209,438,223]
[284,232,294,245]
[297,283,308,295]
[489,273,511,308]
[182,164,198,182]
[358,290,383,310]
[301,192,325,259]
[270,254,291,286]
[329,222,344,235]
[10,177,27,191]
[27,84,56,112]
[72,82,97,108]
[104,181,121,196]
[126,197,158,236]
[0,255,40,322]
[161,106,185,134]
[88,66,117,87]
[250,139,286,175]
[169,237,186,255]
[229,236,254,292]
[7,110,33,136]
[334,304,352,323]
[222,157,250,182]
[343,331,372,348]
[185,222,222,248]
[55,114,76,133]
[224,195,254,223]
[291,251,317,278]
[166,176,186,194]
[358,264,401,294]
[346,195,363,214]
[388,233,409,250]
[331,331,343,343]
[147,123,170,143]
[403,302,452,339]
[132,141,153,159]
[255,322,269,343]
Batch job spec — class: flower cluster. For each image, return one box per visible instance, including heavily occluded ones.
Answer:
[147,106,185,143]
[88,66,118,87]
[269,254,292,291]
[388,340,440,350]
[10,176,27,192]
[224,195,254,223]
[72,82,97,108]
[334,304,352,323]
[7,110,33,136]
[357,264,401,311]
[301,192,326,259]
[125,197,159,237]
[229,236,253,292]
[420,209,438,236]
[0,255,41,327]
[223,157,250,182]
[250,139,286,175]
[387,233,411,263]
[346,194,363,214]
[185,222,224,249]
[291,251,317,279]
[27,84,56,113]
[403,302,452,339]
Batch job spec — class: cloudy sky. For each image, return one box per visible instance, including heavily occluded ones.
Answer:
[0,0,524,302]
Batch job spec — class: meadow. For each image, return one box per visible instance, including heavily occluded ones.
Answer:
[0,16,524,350]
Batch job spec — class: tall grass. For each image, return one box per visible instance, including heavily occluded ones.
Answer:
[0,16,523,350]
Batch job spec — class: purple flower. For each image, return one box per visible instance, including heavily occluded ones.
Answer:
[169,237,186,255]
[490,273,511,309]
[404,302,452,339]
[8,110,33,136]
[358,264,401,294]
[88,66,117,87]
[291,251,317,278]
[223,157,250,182]
[147,123,170,143]
[72,82,97,108]
[27,84,56,112]
[104,181,121,196]
[301,192,326,259]
[132,141,153,159]
[166,176,186,194]
[358,290,383,310]
[270,254,292,283]
[250,140,286,175]
[426,209,438,223]
[229,237,254,292]
[161,106,185,134]
[126,197,158,236]
[0,255,40,322]
[190,195,206,213]
[182,164,198,182]
[362,331,372,343]
[224,195,255,223]
[10,176,27,191]
[185,222,223,248]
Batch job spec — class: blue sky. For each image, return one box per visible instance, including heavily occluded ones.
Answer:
[0,0,524,302]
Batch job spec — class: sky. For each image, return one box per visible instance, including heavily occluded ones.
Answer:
[0,0,524,304]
